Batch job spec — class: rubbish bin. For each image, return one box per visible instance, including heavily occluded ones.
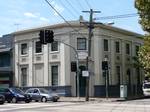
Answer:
[120,85,127,98]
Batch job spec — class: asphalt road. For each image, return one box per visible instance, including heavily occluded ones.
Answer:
[1,98,150,112]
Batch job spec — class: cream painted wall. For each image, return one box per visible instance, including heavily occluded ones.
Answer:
[13,23,144,96]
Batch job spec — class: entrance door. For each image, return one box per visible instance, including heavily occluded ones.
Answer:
[127,69,131,96]
[79,66,86,97]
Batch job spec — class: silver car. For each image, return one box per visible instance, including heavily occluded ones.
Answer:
[25,88,59,102]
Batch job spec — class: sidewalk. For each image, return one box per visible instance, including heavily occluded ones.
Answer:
[59,96,145,102]
[59,97,123,102]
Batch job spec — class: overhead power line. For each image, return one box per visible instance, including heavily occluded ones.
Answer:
[94,13,138,20]
[44,0,87,38]
[84,0,92,9]
[76,0,85,11]
[59,0,77,18]
[65,0,80,15]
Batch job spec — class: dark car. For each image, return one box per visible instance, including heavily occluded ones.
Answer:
[0,88,31,103]
[26,88,59,102]
[0,94,5,104]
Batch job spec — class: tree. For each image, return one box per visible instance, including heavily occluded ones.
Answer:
[135,0,150,79]
[135,0,150,33]
[138,35,150,78]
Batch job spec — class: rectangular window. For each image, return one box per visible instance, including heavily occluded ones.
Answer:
[21,43,27,55]
[51,41,58,51]
[21,67,27,86]
[77,38,86,50]
[115,41,120,53]
[116,66,120,85]
[35,41,42,53]
[126,43,130,55]
[104,39,108,51]
[51,65,58,86]
[135,45,139,56]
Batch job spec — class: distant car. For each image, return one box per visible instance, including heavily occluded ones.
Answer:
[142,82,150,96]
[25,88,59,102]
[0,88,31,103]
[0,94,5,104]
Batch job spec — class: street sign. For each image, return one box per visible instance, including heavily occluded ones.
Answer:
[82,71,89,77]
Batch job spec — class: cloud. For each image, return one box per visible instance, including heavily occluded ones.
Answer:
[40,17,49,22]
[24,12,38,18]
[51,1,64,16]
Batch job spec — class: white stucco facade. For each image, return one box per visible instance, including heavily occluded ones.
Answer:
[13,20,144,97]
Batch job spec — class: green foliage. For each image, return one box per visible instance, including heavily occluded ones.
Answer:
[135,0,150,33]
[138,35,150,74]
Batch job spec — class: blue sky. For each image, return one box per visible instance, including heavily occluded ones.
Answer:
[0,0,145,37]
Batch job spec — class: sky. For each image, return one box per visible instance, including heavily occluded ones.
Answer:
[0,0,145,37]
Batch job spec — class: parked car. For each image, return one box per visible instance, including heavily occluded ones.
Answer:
[0,94,5,104]
[142,82,150,97]
[25,88,59,102]
[0,88,31,103]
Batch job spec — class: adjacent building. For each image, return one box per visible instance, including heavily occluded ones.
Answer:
[13,18,144,97]
[0,34,14,87]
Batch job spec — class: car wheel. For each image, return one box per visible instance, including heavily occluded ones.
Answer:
[53,99,58,102]
[41,97,47,102]
[12,97,17,103]
[35,100,39,102]
[0,101,4,105]
[25,100,30,103]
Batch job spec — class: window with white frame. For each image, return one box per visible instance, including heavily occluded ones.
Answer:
[51,41,58,52]
[21,67,27,86]
[126,43,130,55]
[51,65,58,86]
[115,41,120,53]
[21,43,27,55]
[77,38,86,50]
[35,41,42,53]
[103,39,108,51]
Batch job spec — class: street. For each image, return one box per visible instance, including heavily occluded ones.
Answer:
[1,98,150,112]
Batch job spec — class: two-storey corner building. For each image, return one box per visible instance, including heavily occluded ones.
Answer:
[13,18,144,97]
[0,34,14,87]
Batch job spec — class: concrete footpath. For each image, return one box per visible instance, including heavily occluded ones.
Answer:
[59,96,145,102]
[59,97,124,102]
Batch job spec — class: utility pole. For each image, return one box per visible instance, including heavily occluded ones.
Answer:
[82,9,100,101]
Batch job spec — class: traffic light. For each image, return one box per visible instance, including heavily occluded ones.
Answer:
[45,30,54,43]
[102,61,108,70]
[71,62,77,72]
[39,30,46,44]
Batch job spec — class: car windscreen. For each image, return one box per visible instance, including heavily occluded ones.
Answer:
[11,88,24,94]
[39,88,49,94]
[143,83,150,89]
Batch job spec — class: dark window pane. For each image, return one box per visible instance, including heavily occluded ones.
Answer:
[21,67,27,86]
[115,41,120,53]
[77,38,86,50]
[104,39,108,51]
[126,43,130,55]
[21,43,27,55]
[51,65,58,86]
[135,45,139,56]
[35,41,42,53]
[116,66,120,85]
[51,41,58,51]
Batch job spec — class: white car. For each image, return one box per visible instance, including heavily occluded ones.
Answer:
[142,82,150,96]
[25,88,59,102]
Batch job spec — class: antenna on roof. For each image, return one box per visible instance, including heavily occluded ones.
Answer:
[14,23,21,31]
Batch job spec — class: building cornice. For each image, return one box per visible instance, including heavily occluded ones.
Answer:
[12,20,143,39]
